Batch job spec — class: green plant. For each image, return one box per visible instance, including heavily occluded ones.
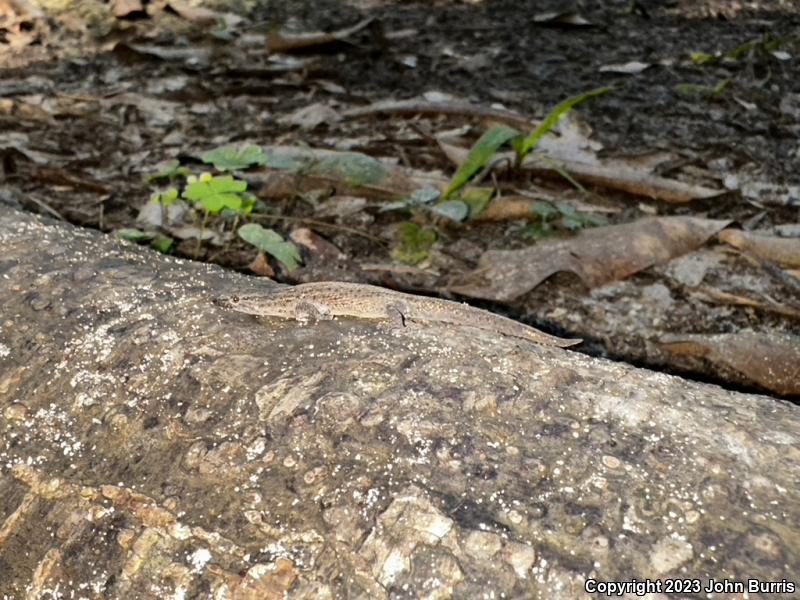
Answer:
[391,222,437,265]
[513,86,612,160]
[382,186,474,223]
[524,201,607,239]
[114,228,175,254]
[183,172,255,215]
[146,160,190,183]
[201,145,268,171]
[442,87,612,201]
[142,146,306,269]
[238,223,302,271]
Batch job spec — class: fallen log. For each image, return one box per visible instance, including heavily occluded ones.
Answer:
[0,206,798,598]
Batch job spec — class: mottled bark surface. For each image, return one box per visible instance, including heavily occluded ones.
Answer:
[0,206,798,599]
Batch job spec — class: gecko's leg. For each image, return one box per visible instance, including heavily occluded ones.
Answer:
[295,300,333,323]
[384,301,409,329]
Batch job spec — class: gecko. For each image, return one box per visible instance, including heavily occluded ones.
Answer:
[214,281,582,348]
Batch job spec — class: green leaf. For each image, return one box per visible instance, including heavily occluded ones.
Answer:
[263,148,307,171]
[184,175,249,214]
[560,214,584,231]
[201,145,268,171]
[689,51,717,64]
[380,186,441,213]
[409,186,441,204]
[530,200,559,220]
[237,224,302,271]
[309,152,388,186]
[460,186,494,219]
[523,221,554,240]
[150,187,179,205]
[726,39,759,60]
[146,160,190,183]
[443,124,521,199]
[674,80,729,98]
[516,86,612,158]
[391,222,437,265]
[150,235,174,253]
[430,200,469,222]
[115,228,153,242]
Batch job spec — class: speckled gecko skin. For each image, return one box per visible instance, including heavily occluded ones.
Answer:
[215,281,582,348]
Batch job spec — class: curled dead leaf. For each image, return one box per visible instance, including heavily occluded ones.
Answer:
[660,332,800,397]
[450,216,730,302]
[719,229,800,268]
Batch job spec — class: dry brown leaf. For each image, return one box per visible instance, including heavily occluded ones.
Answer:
[2,0,44,19]
[290,227,346,261]
[267,18,374,53]
[278,102,341,130]
[165,0,222,25]
[719,229,800,268]
[692,288,800,319]
[113,0,144,19]
[449,216,730,301]
[30,167,110,194]
[439,139,723,203]
[525,155,723,203]
[659,332,800,397]
[475,194,619,222]
[248,252,275,278]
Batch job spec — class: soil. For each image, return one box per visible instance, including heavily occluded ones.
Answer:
[1,0,798,398]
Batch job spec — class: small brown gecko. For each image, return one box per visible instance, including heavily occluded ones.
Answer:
[215,281,581,348]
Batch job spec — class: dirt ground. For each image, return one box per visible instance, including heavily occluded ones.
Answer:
[1,0,799,398]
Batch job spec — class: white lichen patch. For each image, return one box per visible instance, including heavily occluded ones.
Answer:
[187,548,212,572]
[649,534,693,574]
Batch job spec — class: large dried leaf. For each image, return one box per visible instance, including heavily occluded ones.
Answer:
[450,217,730,301]
[660,332,800,397]
[719,229,800,268]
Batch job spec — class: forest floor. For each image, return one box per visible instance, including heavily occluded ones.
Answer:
[1,0,798,398]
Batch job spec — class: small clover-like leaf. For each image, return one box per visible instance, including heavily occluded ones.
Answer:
[150,235,175,253]
[238,224,302,271]
[430,200,469,222]
[460,187,494,219]
[530,200,559,220]
[147,160,190,183]
[409,186,441,204]
[150,187,179,205]
[201,145,268,171]
[184,175,248,214]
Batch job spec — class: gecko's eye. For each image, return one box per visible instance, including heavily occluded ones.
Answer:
[231,295,239,303]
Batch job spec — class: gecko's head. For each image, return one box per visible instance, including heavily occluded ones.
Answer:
[213,294,259,314]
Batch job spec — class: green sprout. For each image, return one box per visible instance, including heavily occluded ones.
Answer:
[442,87,612,200]
[524,201,606,240]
